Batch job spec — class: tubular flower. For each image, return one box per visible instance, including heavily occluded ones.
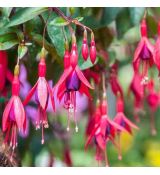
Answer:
[154,21,160,77]
[129,72,145,122]
[82,29,89,61]
[85,96,124,166]
[110,63,123,98]
[114,95,139,160]
[90,32,97,64]
[23,49,55,144]
[55,35,93,132]
[0,51,13,94]
[133,19,154,84]
[2,65,26,150]
[146,79,159,135]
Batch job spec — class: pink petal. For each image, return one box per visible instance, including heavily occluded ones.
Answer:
[55,66,72,88]
[96,134,106,150]
[46,81,55,111]
[154,38,160,71]
[75,66,93,89]
[14,96,25,131]
[23,81,38,106]
[121,113,139,130]
[85,123,100,150]
[79,82,92,99]
[37,77,48,109]
[2,96,14,132]
[133,39,145,71]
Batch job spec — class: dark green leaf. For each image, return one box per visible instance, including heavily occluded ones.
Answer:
[1,7,13,17]
[5,7,48,27]
[129,8,145,25]
[116,8,133,39]
[100,7,123,25]
[0,33,18,50]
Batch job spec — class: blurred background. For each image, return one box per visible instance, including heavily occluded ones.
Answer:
[1,7,160,167]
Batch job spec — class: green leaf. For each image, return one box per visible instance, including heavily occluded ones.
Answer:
[116,8,133,39]
[129,8,145,25]
[50,17,69,27]
[75,16,84,22]
[0,33,18,50]
[79,57,98,70]
[5,7,48,27]
[18,45,28,59]
[100,7,124,25]
[1,7,13,17]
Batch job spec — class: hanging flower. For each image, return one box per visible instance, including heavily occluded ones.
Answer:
[2,65,26,150]
[133,19,154,84]
[23,48,55,144]
[154,21,160,77]
[146,78,159,135]
[55,34,93,132]
[110,63,123,98]
[0,51,13,95]
[82,29,89,61]
[114,95,139,159]
[129,72,145,122]
[85,95,124,166]
[90,32,97,64]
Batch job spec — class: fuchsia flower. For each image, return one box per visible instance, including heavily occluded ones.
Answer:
[110,63,123,98]
[85,96,124,166]
[133,19,154,84]
[146,79,159,135]
[2,65,26,150]
[0,51,13,95]
[114,95,139,160]
[90,32,97,64]
[23,50,55,144]
[130,72,145,122]
[154,21,160,77]
[82,29,89,61]
[55,35,93,132]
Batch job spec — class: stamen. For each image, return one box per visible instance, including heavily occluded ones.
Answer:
[41,124,44,144]
[67,109,70,132]
[117,133,122,160]
[104,148,109,167]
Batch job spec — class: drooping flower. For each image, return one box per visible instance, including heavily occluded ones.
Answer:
[133,19,154,84]
[110,63,123,98]
[23,48,55,144]
[114,95,139,159]
[55,34,93,132]
[154,21,160,77]
[2,65,26,150]
[85,95,124,166]
[90,32,97,64]
[146,78,159,135]
[129,71,145,122]
[0,51,13,95]
[82,29,89,61]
